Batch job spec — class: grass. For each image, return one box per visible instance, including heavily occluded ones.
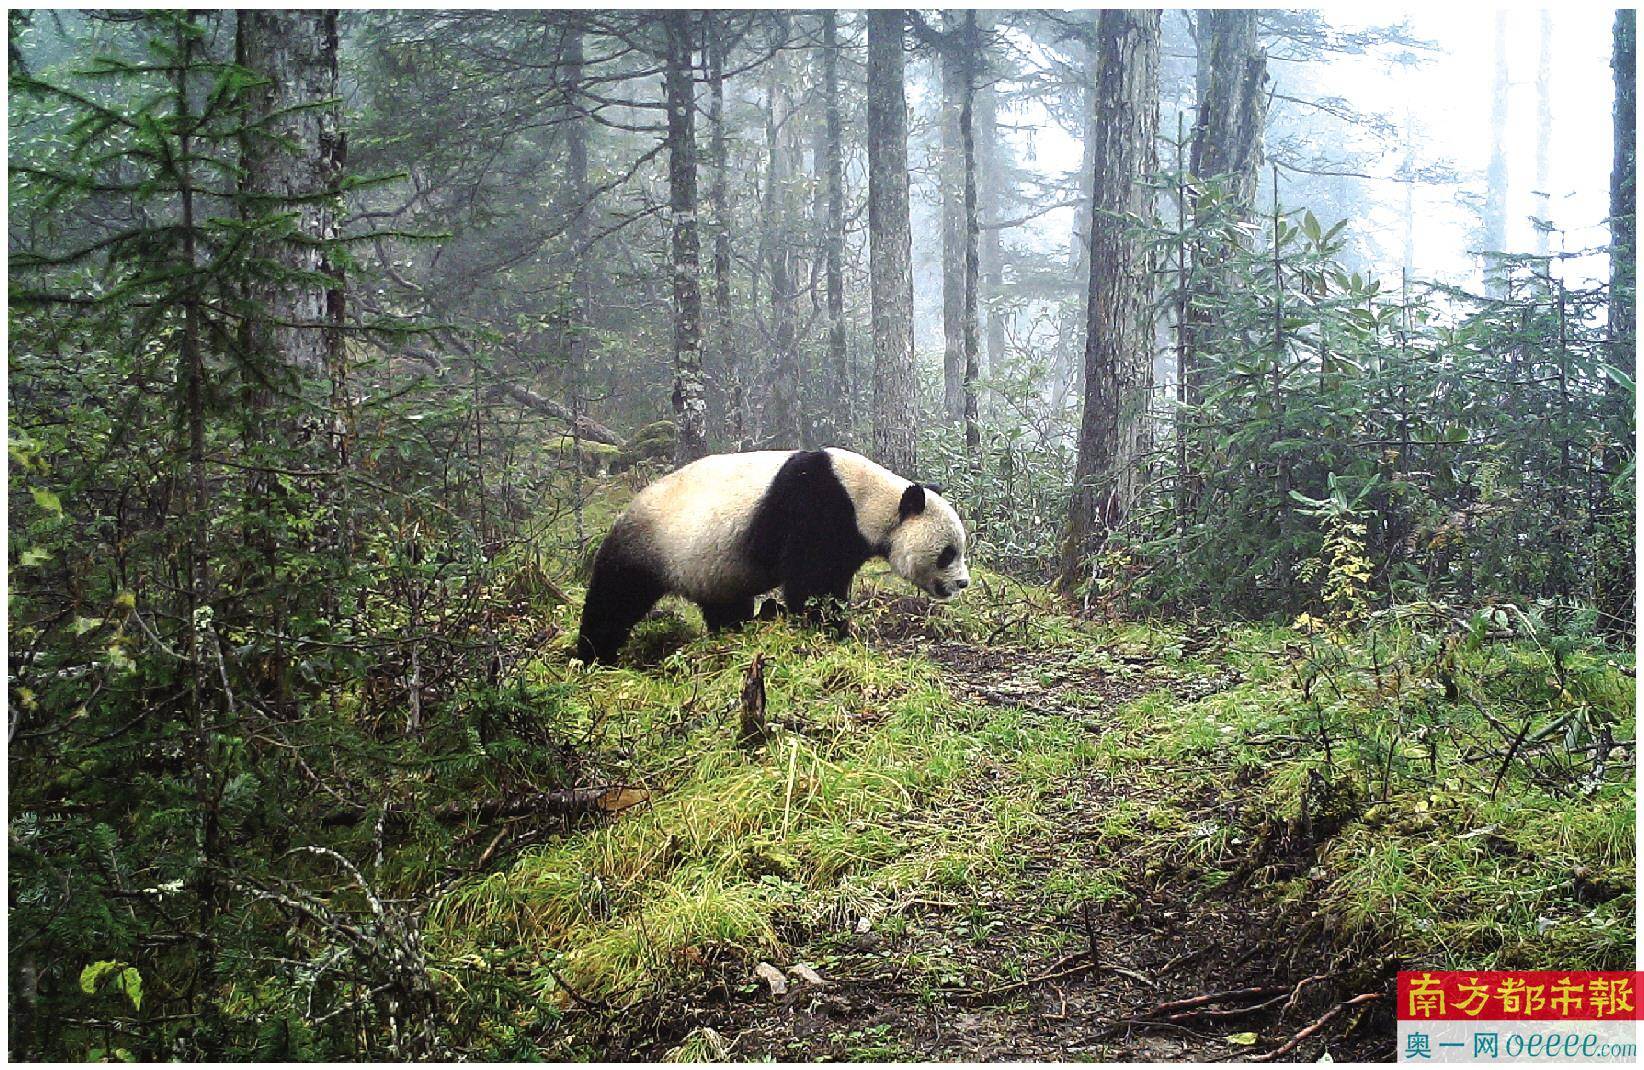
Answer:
[428,593,1132,1012]
[1061,621,1636,974]
[425,474,1634,1055]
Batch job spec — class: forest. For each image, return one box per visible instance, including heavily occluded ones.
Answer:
[6,6,1637,1062]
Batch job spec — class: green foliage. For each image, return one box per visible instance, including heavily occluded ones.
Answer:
[1293,475,1377,627]
[1061,168,1637,636]
[80,961,143,1011]
[922,410,1076,583]
[7,12,580,1059]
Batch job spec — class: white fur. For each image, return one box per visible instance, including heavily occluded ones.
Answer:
[620,450,790,602]
[616,448,969,603]
[824,449,970,598]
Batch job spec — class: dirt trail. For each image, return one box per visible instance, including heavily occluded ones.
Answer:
[637,621,1394,1062]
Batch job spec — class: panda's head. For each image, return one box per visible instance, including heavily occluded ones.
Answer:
[886,483,970,601]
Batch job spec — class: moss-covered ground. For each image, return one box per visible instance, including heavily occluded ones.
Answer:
[416,538,1634,1060]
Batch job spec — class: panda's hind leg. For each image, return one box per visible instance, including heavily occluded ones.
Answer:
[699,597,756,633]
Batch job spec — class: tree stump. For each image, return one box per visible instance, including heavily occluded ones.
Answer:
[739,654,770,747]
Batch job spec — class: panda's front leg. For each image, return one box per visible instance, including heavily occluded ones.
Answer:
[699,597,756,632]
[778,535,857,638]
[780,575,854,638]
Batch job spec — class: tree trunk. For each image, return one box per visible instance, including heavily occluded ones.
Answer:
[176,17,220,1048]
[1180,9,1268,524]
[565,25,591,548]
[706,14,745,450]
[1060,9,1161,593]
[764,37,804,448]
[1598,8,1636,641]
[959,12,981,460]
[1190,9,1268,210]
[939,15,965,422]
[236,7,347,661]
[1484,10,1510,296]
[1054,12,1100,416]
[1534,11,1553,258]
[664,12,708,464]
[1611,9,1636,380]
[976,36,1004,406]
[820,11,850,445]
[867,10,918,475]
[237,10,347,457]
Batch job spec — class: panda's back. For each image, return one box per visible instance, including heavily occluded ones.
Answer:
[622,450,798,601]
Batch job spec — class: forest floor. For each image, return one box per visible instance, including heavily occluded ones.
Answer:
[613,602,1388,1062]
[426,557,1634,1062]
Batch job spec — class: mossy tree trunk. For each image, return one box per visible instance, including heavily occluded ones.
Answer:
[664,12,708,464]
[1060,9,1161,593]
[867,9,918,475]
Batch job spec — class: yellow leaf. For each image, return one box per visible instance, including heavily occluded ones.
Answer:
[595,787,651,812]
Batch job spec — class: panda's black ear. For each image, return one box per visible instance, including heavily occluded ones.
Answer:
[924,481,944,496]
[898,483,927,521]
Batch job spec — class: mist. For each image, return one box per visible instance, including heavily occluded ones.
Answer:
[7,7,1635,1062]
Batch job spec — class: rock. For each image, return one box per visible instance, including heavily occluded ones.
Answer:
[753,961,788,997]
[787,964,829,988]
[612,420,677,473]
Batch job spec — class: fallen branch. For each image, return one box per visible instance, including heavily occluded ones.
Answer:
[484,382,624,446]
[1142,972,1339,1025]
[950,953,1094,1001]
[1141,985,1287,1017]
[394,343,625,447]
[946,952,1152,1003]
[1248,992,1380,1063]
[321,785,651,828]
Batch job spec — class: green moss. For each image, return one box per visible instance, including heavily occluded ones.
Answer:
[432,563,1635,1052]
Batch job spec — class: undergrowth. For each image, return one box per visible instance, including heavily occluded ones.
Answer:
[422,559,1633,1057]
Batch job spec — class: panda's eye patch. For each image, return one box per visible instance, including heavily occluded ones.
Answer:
[936,545,957,569]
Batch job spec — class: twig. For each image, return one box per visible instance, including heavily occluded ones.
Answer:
[1080,900,1100,965]
[949,952,1153,1003]
[951,954,1094,1001]
[1157,946,1210,977]
[474,824,512,870]
[1248,992,1380,1062]
[540,960,608,1013]
[1142,985,1287,1017]
[1281,972,1336,1016]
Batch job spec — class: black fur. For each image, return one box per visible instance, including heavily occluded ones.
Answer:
[743,450,876,620]
[575,527,667,664]
[575,450,882,663]
[898,483,927,521]
[699,598,757,631]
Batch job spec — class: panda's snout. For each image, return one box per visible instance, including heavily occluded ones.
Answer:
[952,577,970,590]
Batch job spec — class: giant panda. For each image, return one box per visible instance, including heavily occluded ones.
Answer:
[575,448,970,664]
